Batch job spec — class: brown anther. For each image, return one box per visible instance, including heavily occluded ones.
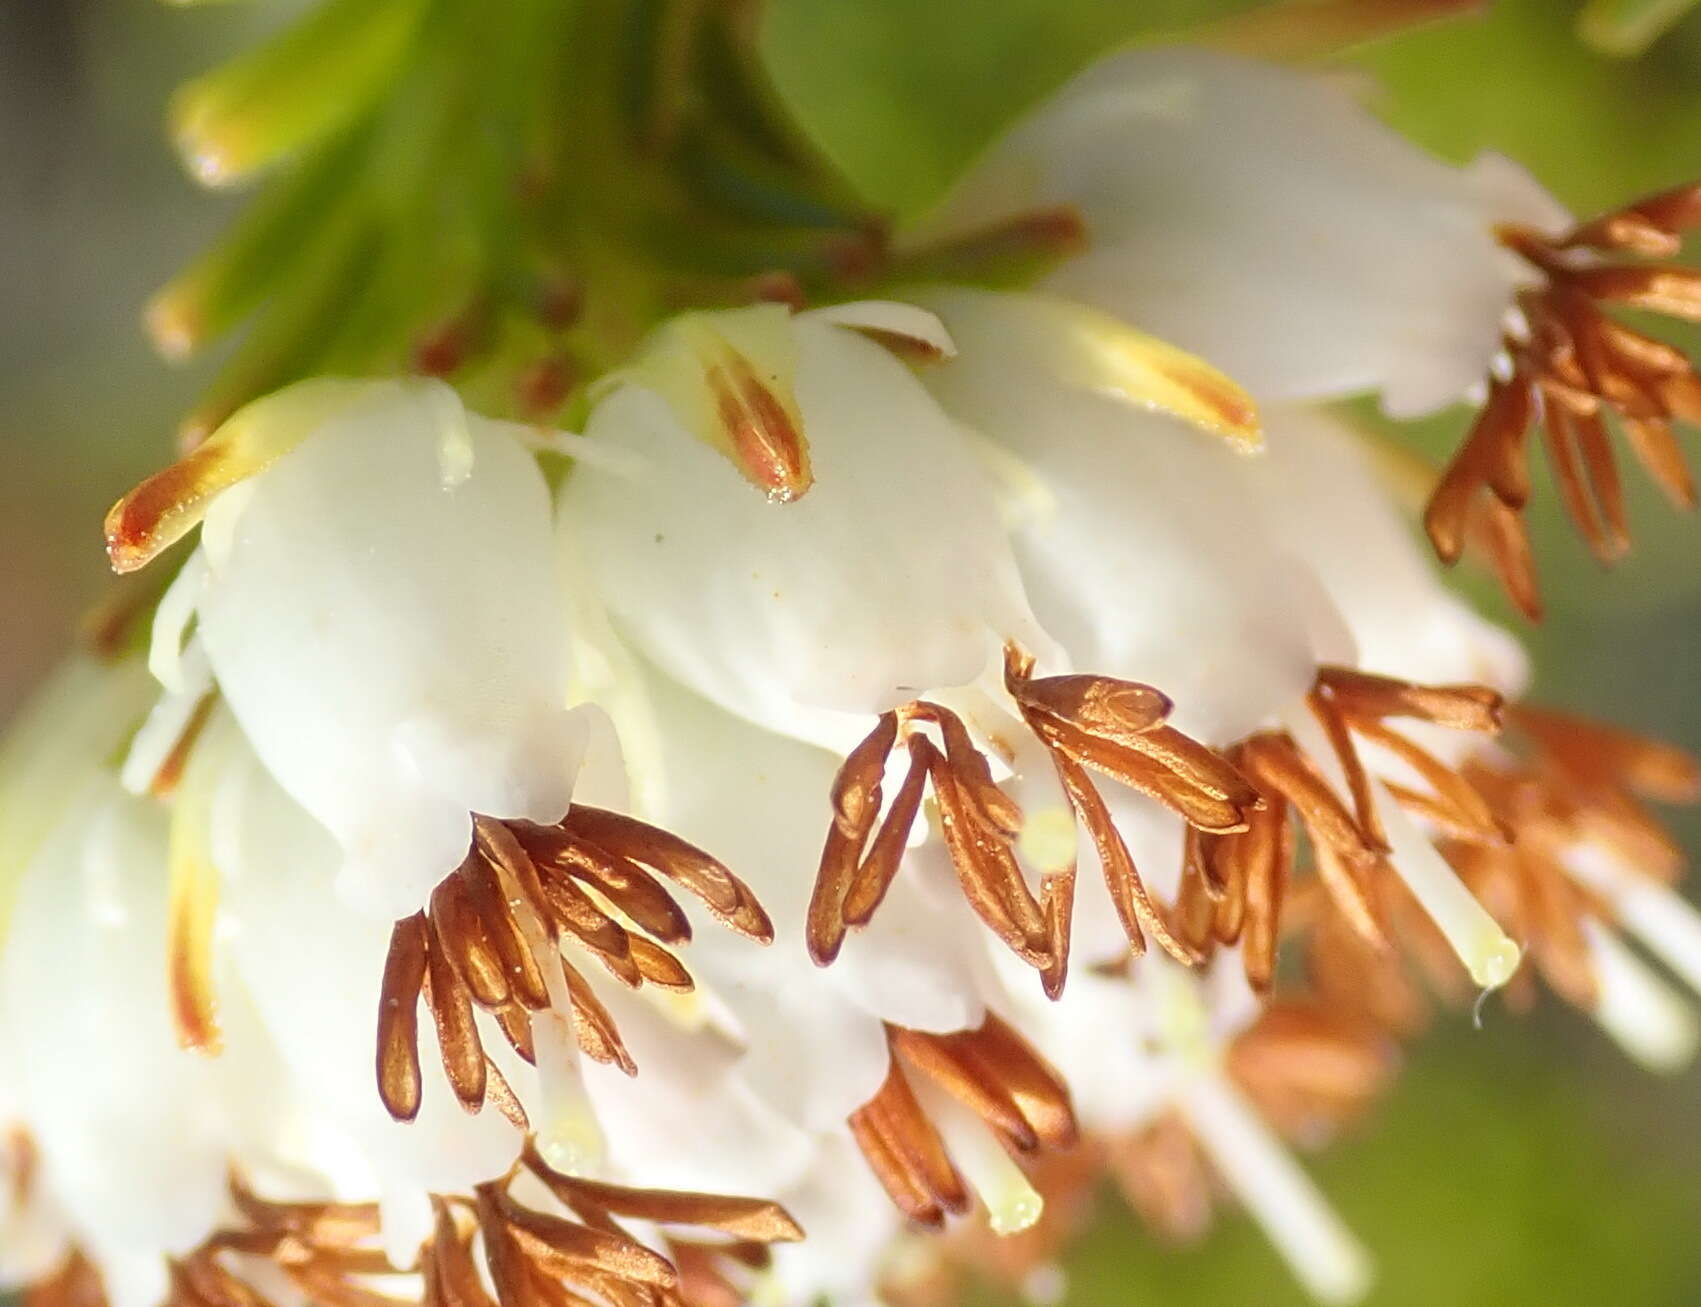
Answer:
[1540,403,1624,563]
[562,957,637,1075]
[521,1142,804,1243]
[1107,1114,1214,1245]
[462,850,550,1011]
[1239,733,1377,861]
[810,648,1264,992]
[484,1184,679,1288]
[424,918,488,1113]
[1028,712,1257,834]
[1353,719,1504,842]
[513,822,694,945]
[670,1243,746,1307]
[412,326,471,379]
[103,1157,806,1307]
[910,701,1024,836]
[843,734,935,926]
[484,1060,531,1132]
[24,1252,107,1307]
[808,711,899,964]
[848,1063,970,1228]
[430,875,511,1008]
[1425,374,1534,566]
[1512,703,1701,803]
[1054,751,1198,967]
[1306,684,1388,853]
[1296,698,1700,1037]
[1315,666,1503,733]
[810,701,1058,971]
[228,1175,381,1246]
[427,1198,493,1307]
[1227,1002,1399,1146]
[1038,861,1077,1001]
[1177,769,1293,994]
[562,806,773,942]
[376,913,428,1122]
[627,936,693,991]
[926,736,1051,965]
[1562,182,1701,256]
[708,354,813,502]
[744,270,807,311]
[1009,671,1173,748]
[897,1015,1079,1154]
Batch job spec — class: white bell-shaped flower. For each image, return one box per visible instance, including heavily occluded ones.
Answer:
[213,734,529,1259]
[915,48,1566,417]
[917,286,1349,746]
[136,379,584,919]
[0,780,286,1307]
[559,303,1048,756]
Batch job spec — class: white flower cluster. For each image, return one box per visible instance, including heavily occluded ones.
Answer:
[6,48,1701,1307]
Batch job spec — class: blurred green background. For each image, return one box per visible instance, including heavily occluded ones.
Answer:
[3,1,1700,1303]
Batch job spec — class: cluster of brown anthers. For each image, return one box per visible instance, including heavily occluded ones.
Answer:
[378,810,771,1124]
[1172,668,1504,995]
[878,997,1398,1307]
[799,631,1701,1260]
[810,646,1515,1002]
[142,1154,802,1307]
[877,704,1701,1304]
[808,646,1259,998]
[1303,705,1701,1034]
[1425,180,1701,618]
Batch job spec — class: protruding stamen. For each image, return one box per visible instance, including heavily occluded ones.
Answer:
[160,1153,803,1307]
[1281,700,1520,991]
[1374,781,1522,990]
[522,1142,805,1243]
[1053,751,1198,966]
[1184,1075,1373,1305]
[844,734,935,926]
[1582,919,1699,1071]
[1566,847,1701,998]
